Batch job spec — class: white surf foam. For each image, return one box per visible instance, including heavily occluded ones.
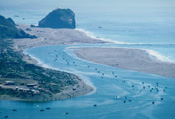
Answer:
[23,51,58,70]
[146,49,173,63]
[76,28,125,44]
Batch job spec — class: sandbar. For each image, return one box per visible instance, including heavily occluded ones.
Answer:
[74,47,175,79]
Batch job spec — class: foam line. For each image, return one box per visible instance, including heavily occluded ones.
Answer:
[75,28,125,44]
[146,49,173,63]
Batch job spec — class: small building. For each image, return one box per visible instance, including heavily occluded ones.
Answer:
[24,89,31,93]
[5,81,15,85]
[18,88,24,92]
[31,89,40,94]
[38,88,44,92]
[27,84,36,88]
[15,86,19,90]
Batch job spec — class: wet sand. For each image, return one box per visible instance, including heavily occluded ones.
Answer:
[74,47,175,79]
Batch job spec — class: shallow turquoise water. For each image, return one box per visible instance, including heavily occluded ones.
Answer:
[1,45,174,119]
[0,0,174,61]
[0,0,175,118]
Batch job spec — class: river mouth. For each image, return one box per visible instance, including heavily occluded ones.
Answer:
[1,44,174,119]
[1,0,175,118]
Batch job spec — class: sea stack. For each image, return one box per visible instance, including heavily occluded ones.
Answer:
[38,8,76,29]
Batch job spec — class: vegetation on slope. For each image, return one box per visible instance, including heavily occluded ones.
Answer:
[0,15,36,39]
[0,15,80,101]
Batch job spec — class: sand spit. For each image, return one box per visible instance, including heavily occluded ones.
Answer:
[74,47,175,79]
[13,24,106,51]
[11,24,175,101]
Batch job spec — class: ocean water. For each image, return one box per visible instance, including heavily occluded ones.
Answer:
[0,0,175,119]
[0,0,175,61]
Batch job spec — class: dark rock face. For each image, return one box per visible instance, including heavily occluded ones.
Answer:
[0,15,36,39]
[39,8,76,29]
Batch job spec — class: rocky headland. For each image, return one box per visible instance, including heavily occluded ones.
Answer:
[0,13,94,101]
[0,15,36,39]
[38,8,76,29]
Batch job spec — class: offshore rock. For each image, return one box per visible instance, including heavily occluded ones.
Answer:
[39,8,76,29]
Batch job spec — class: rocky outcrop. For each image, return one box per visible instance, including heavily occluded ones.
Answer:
[38,8,76,29]
[0,15,36,39]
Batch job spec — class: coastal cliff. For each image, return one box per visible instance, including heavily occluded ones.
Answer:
[38,8,76,29]
[0,15,36,39]
[0,16,93,101]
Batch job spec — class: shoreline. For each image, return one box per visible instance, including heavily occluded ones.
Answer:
[0,78,93,102]
[75,28,125,44]
[1,24,105,102]
[13,24,107,51]
[9,24,175,101]
[145,49,174,63]
[74,47,175,79]
[24,50,96,94]
[75,28,175,63]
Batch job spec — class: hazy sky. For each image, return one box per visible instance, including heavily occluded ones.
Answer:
[0,0,175,24]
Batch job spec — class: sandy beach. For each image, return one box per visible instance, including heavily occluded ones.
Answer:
[14,24,106,51]
[74,47,175,79]
[11,24,175,101]
[14,24,175,80]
